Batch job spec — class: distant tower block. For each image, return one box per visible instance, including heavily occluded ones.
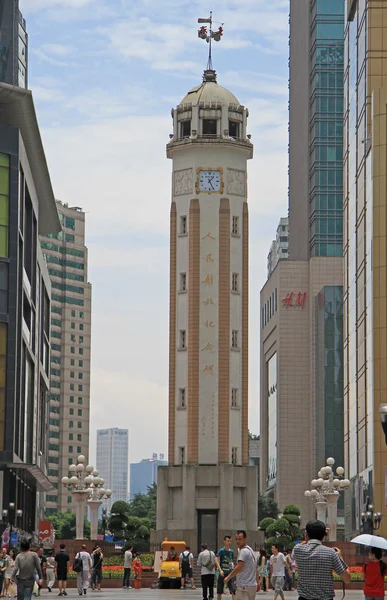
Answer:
[151,16,261,553]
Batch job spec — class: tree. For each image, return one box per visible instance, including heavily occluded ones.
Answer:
[264,504,302,550]
[258,494,279,521]
[108,501,131,539]
[258,517,276,533]
[124,516,152,553]
[129,483,157,529]
[248,430,259,441]
[47,512,90,539]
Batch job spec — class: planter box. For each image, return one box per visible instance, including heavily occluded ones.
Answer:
[61,572,157,589]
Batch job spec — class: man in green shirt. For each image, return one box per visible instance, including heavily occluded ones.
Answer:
[216,535,236,600]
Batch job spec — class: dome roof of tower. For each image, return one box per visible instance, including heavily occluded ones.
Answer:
[179,70,240,106]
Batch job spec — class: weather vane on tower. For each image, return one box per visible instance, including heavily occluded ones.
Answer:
[198,11,224,72]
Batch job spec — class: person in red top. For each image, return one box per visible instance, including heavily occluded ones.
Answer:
[361,547,386,600]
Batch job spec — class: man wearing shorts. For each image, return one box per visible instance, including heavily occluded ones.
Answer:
[180,546,195,590]
[216,536,235,599]
[224,530,258,600]
[55,543,70,597]
[270,545,291,600]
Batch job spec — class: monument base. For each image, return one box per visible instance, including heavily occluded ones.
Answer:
[152,464,263,553]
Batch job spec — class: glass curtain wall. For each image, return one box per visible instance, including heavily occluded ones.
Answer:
[309,0,345,257]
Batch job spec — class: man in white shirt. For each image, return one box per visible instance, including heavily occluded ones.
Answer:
[123,546,133,589]
[224,530,258,600]
[270,544,291,600]
[76,544,92,596]
[180,545,195,590]
[197,543,216,600]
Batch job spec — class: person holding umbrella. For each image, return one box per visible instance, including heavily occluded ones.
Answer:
[360,547,386,600]
[351,534,387,600]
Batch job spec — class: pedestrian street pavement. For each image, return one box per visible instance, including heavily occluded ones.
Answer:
[41,589,367,600]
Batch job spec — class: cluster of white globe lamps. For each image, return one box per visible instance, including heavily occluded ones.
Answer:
[61,454,112,499]
[305,457,351,499]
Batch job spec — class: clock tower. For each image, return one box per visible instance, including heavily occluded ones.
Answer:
[153,65,260,551]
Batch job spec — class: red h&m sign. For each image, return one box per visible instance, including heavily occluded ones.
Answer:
[282,292,307,308]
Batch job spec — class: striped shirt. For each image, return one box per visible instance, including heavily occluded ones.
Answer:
[293,541,347,600]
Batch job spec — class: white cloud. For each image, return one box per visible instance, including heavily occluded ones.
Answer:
[40,43,72,57]
[22,0,92,9]
[32,48,69,67]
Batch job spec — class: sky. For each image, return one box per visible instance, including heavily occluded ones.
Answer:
[20,0,289,466]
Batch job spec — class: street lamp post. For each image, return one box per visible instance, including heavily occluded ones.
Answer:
[305,457,351,541]
[361,499,382,534]
[101,508,108,538]
[62,455,112,540]
[2,503,23,547]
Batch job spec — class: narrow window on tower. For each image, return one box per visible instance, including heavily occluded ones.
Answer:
[232,273,239,293]
[180,215,187,235]
[231,388,238,408]
[202,119,217,136]
[179,447,185,464]
[229,121,239,138]
[232,216,239,236]
[178,388,186,409]
[181,120,191,138]
[180,273,187,292]
[231,447,238,465]
[231,330,239,349]
[179,330,187,350]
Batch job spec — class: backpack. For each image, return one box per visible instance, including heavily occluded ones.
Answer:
[204,551,216,570]
[72,554,83,573]
[181,552,190,566]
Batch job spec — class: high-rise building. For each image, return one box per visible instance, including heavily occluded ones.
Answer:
[152,65,260,553]
[40,202,92,514]
[342,0,387,539]
[267,217,289,278]
[96,428,128,511]
[130,456,167,500]
[0,0,28,88]
[260,0,345,525]
[0,83,60,532]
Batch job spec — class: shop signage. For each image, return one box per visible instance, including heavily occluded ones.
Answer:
[282,292,307,308]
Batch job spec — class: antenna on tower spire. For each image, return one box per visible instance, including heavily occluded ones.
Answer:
[198,12,224,78]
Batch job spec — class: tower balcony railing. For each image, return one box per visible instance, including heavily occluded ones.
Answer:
[167,133,253,157]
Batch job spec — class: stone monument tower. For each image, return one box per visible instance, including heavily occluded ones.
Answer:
[152,18,259,552]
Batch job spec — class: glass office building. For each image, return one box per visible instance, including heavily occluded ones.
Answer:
[97,428,129,510]
[310,0,344,257]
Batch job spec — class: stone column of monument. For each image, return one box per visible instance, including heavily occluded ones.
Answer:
[151,67,260,553]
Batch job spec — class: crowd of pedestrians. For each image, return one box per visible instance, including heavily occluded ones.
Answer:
[189,521,354,600]
[4,518,386,600]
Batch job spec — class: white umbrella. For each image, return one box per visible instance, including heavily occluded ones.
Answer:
[351,534,387,550]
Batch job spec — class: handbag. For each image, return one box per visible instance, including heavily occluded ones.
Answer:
[72,553,83,573]
[32,581,39,597]
[8,582,17,597]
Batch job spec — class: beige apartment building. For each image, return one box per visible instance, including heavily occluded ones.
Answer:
[260,259,343,521]
[343,0,387,538]
[40,202,92,514]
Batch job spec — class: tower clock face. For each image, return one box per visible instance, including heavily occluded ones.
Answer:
[198,169,222,193]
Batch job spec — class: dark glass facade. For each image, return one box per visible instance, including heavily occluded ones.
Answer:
[315,286,344,468]
[310,0,344,257]
[0,0,27,88]
[267,353,277,488]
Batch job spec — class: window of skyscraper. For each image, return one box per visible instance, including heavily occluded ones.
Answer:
[65,217,75,230]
